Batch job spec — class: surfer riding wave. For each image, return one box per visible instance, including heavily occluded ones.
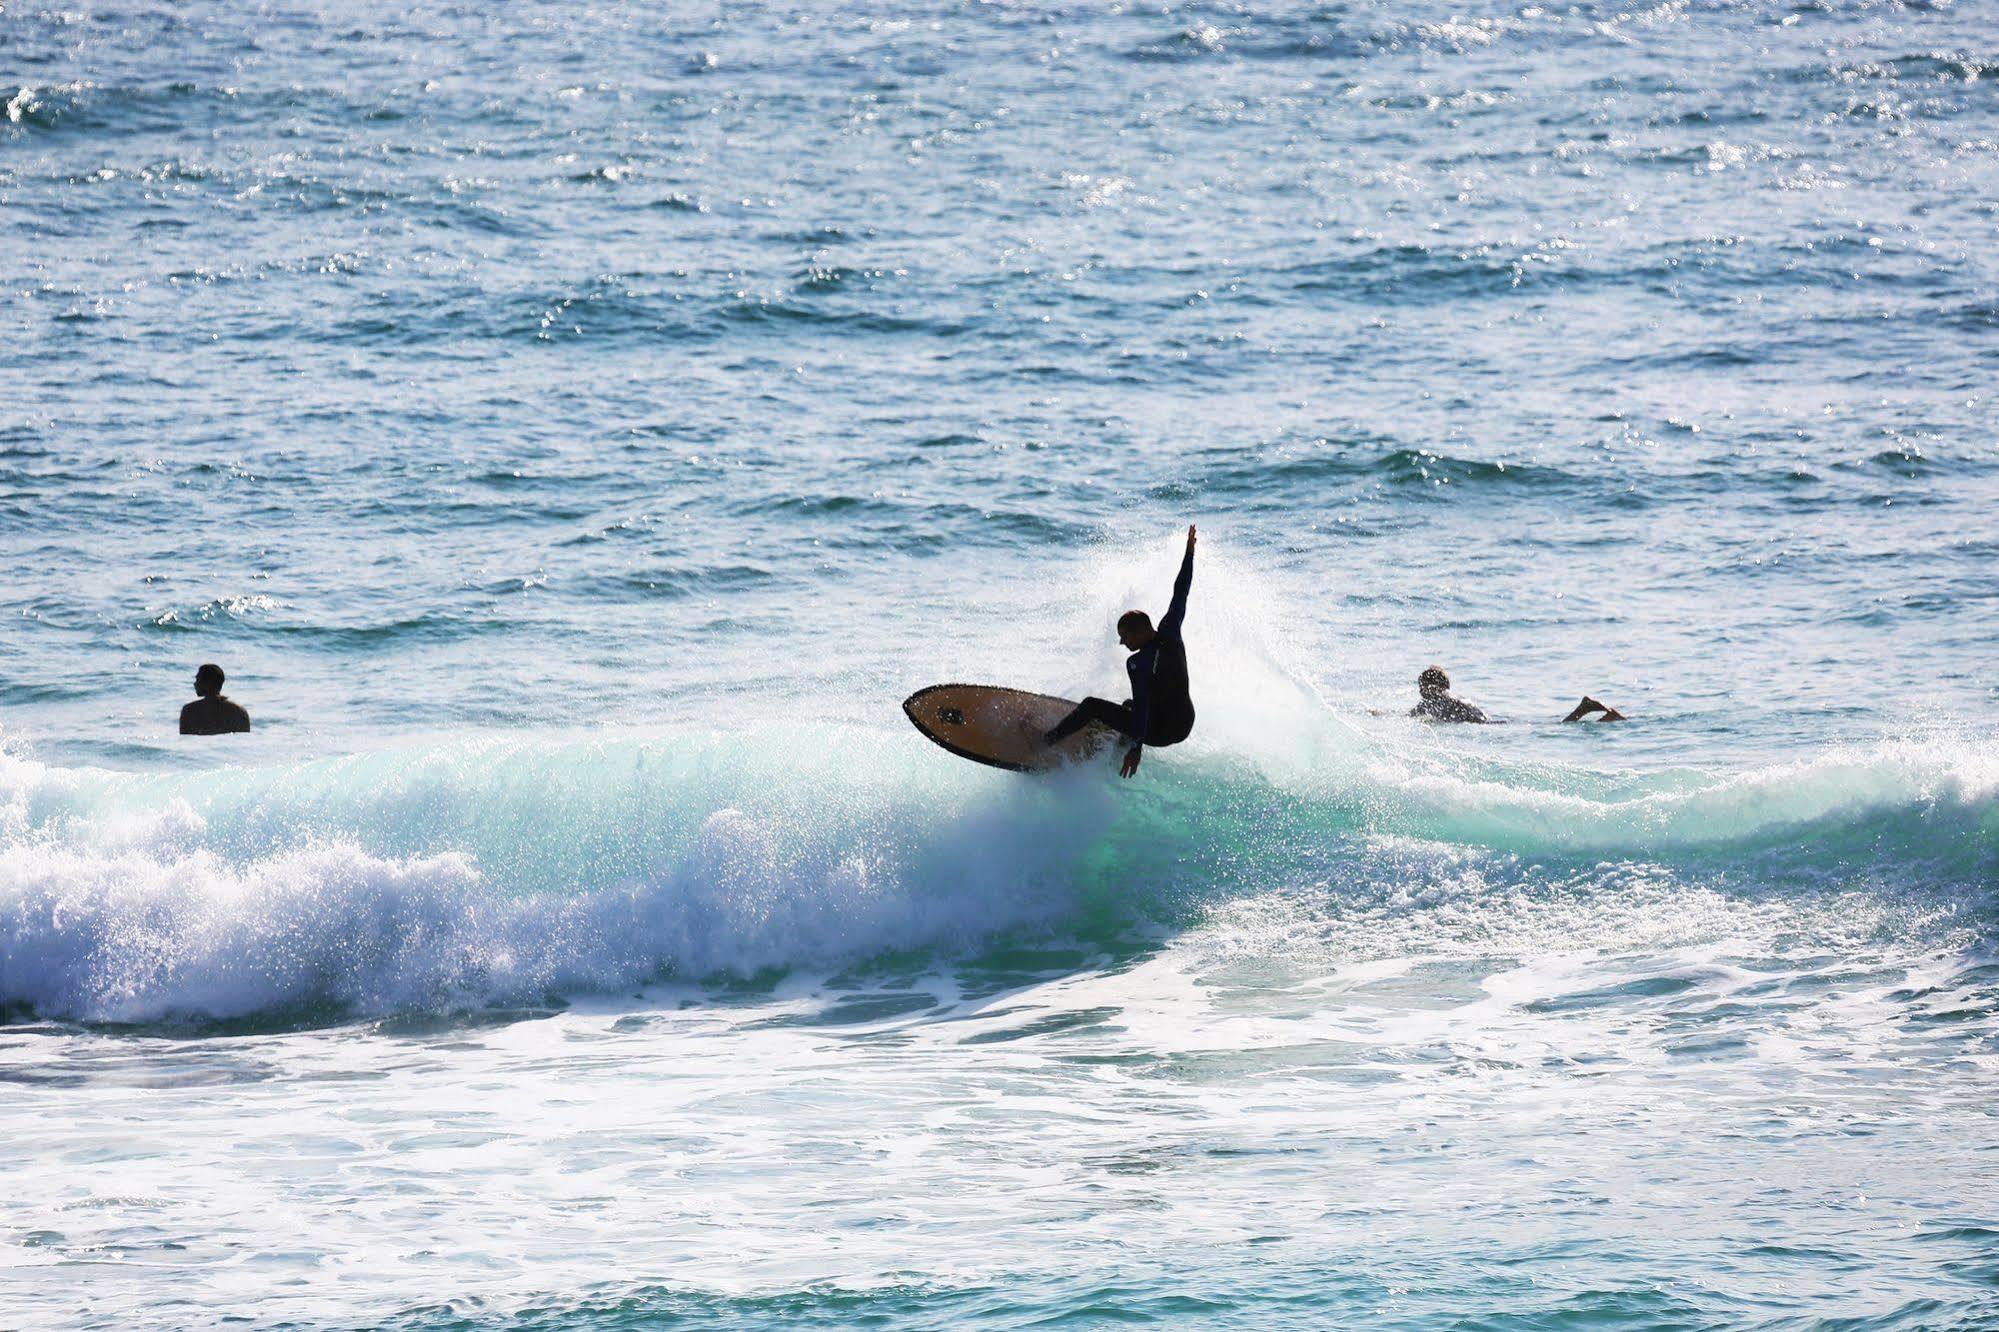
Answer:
[1047,525,1197,778]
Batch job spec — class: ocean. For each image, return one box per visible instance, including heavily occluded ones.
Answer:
[4,0,1998,1326]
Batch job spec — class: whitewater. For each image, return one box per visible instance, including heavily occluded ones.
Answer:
[6,0,1999,1326]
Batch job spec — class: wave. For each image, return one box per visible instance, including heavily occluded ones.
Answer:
[1813,53,1999,88]
[0,732,1127,1026]
[0,79,333,141]
[1118,10,1556,65]
[1190,444,1576,498]
[0,703,1993,1027]
[258,277,982,349]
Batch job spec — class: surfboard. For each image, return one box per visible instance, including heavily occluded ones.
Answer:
[902,684,1115,772]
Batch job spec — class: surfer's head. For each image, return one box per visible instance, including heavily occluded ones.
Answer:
[1418,665,1450,699]
[1116,610,1154,649]
[195,663,225,698]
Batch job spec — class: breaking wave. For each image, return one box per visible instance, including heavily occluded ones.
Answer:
[1,709,1992,1026]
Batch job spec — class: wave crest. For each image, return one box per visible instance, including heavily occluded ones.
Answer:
[0,720,1992,1026]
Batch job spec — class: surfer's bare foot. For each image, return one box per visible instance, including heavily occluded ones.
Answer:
[1120,746,1142,778]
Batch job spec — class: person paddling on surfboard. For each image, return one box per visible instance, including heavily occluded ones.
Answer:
[1046,525,1197,778]
[1409,665,1627,724]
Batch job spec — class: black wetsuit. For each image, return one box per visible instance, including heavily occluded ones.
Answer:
[1411,693,1488,724]
[1050,542,1196,749]
[180,695,250,735]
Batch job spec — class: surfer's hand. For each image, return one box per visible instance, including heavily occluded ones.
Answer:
[1186,524,1197,551]
[1120,746,1142,778]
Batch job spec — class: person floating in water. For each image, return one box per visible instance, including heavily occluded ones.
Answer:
[1047,525,1197,778]
[180,663,251,735]
[1412,665,1625,724]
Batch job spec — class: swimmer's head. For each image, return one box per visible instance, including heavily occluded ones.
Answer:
[194,663,225,698]
[1117,611,1154,650]
[1418,665,1450,699]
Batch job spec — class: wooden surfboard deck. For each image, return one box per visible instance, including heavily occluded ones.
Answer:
[902,683,1115,772]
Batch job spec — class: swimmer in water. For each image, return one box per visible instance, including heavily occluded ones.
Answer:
[179,663,251,735]
[1411,665,1626,724]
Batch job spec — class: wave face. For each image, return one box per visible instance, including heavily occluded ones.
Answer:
[0,732,1121,1022]
[4,717,1992,1025]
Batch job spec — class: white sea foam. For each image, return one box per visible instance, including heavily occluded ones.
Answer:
[0,704,1990,1024]
[0,735,1119,1022]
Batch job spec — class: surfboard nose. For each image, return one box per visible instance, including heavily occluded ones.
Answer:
[903,687,965,728]
[901,683,1105,773]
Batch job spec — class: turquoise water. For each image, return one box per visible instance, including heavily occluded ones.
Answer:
[4,0,1999,1326]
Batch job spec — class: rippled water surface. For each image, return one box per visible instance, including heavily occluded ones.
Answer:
[4,0,1998,1327]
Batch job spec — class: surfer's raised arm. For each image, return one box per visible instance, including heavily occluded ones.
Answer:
[1157,524,1196,641]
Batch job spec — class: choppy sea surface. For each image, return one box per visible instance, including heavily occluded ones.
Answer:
[5,0,1999,1327]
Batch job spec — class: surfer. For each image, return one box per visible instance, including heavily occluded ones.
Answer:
[179,663,251,735]
[1412,665,1488,723]
[1411,665,1625,724]
[1047,525,1197,777]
